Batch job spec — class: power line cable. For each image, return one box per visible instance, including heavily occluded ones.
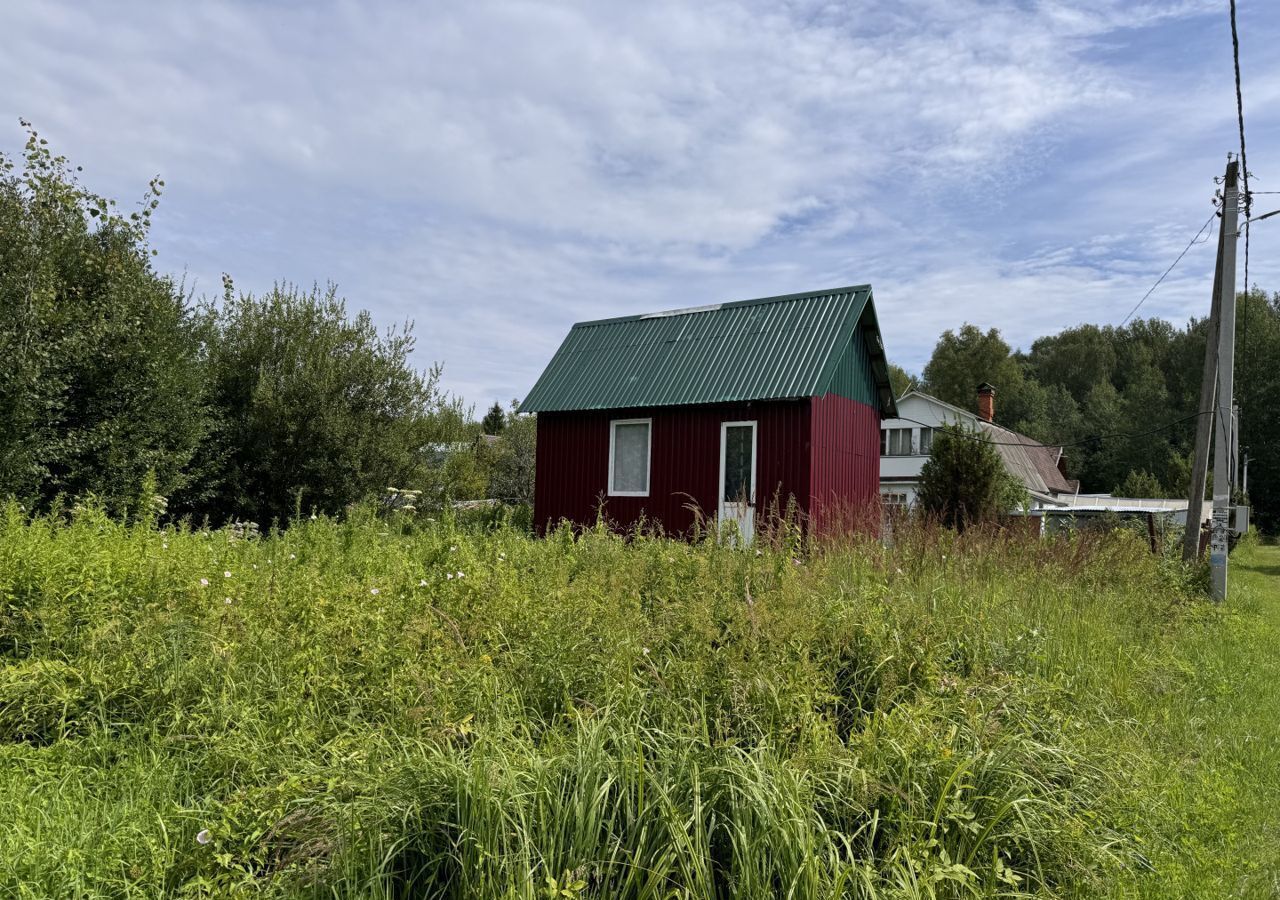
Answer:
[1228,0,1249,289]
[1230,0,1252,455]
[1117,210,1217,328]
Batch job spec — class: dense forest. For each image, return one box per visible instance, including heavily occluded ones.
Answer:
[2,126,1277,531]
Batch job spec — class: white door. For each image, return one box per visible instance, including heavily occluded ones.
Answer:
[719,421,757,544]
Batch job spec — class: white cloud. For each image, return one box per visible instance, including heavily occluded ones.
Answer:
[1,0,1276,399]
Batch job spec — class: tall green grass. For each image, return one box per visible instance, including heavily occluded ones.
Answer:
[0,502,1214,897]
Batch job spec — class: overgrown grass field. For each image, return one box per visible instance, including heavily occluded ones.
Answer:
[1,503,1275,898]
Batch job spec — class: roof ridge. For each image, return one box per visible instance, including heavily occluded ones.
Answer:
[900,390,1063,452]
[979,420,1062,451]
[520,283,893,414]
[898,389,978,422]
[572,284,871,328]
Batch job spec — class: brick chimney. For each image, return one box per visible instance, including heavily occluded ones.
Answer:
[976,382,995,423]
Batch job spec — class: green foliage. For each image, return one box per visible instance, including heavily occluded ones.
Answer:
[0,503,1224,897]
[438,441,490,502]
[921,325,1036,425]
[1236,288,1280,532]
[1114,469,1167,499]
[917,424,1026,529]
[487,407,536,504]
[1026,323,1115,400]
[887,363,916,399]
[481,401,507,435]
[177,281,463,526]
[0,122,206,515]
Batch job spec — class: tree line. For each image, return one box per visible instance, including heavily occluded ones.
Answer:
[894,288,1280,532]
[0,125,529,527]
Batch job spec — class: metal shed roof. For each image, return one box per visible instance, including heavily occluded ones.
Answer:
[520,285,896,415]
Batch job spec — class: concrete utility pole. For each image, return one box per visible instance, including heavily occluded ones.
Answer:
[1210,159,1240,601]
[1182,165,1229,563]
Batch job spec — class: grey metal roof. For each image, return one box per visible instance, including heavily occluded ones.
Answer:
[519,285,896,414]
[979,422,1076,496]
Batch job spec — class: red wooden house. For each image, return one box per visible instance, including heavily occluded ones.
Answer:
[519,286,897,539]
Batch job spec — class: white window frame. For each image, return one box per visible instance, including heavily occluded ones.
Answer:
[917,427,934,456]
[881,427,912,457]
[608,418,652,497]
[718,420,758,506]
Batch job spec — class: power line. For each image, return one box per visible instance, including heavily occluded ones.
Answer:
[889,410,1210,451]
[1230,0,1251,290]
[1231,0,1258,457]
[1117,210,1217,328]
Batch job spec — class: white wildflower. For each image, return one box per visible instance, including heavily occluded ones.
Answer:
[456,571,465,579]
[224,571,232,578]
[224,597,232,605]
[450,545,457,552]
[199,578,209,587]
[162,542,169,549]
[446,573,453,580]
[289,553,296,560]
[370,588,380,596]
[196,829,212,845]
[642,647,650,656]
[418,579,428,587]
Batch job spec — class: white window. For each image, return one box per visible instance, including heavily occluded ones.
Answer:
[918,427,934,456]
[609,418,651,496]
[880,427,912,456]
[881,491,909,509]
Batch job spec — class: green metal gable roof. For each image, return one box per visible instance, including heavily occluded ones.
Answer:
[519,285,897,416]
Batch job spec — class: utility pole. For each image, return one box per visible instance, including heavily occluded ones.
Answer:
[1209,159,1240,601]
[1182,165,1229,563]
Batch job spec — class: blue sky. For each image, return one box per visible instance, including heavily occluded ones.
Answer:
[3,0,1278,407]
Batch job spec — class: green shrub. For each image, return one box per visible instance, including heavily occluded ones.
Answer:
[0,124,206,515]
[917,424,1028,530]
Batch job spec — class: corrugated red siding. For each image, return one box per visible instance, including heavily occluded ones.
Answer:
[808,393,882,533]
[534,401,810,535]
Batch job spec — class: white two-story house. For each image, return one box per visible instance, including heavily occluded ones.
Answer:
[880,383,1079,510]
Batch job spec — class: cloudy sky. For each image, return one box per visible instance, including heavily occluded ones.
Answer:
[3,1,1278,406]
